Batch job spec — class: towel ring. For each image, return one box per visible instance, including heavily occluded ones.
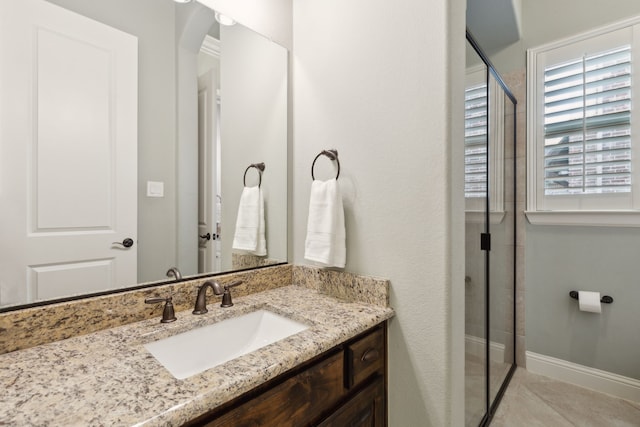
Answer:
[311,149,340,180]
[243,162,265,187]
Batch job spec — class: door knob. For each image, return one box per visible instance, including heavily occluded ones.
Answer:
[200,233,211,241]
[112,238,134,248]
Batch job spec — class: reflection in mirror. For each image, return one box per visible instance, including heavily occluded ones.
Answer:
[464,38,488,427]
[466,0,521,76]
[487,72,515,406]
[0,0,287,310]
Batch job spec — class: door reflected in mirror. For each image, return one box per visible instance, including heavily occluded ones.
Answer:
[0,0,288,310]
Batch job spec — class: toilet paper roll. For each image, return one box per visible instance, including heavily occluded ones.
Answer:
[578,291,601,313]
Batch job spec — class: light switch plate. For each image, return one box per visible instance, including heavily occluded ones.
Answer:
[147,181,164,197]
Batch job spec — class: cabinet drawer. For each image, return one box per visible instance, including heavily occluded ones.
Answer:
[345,327,385,389]
[205,351,344,426]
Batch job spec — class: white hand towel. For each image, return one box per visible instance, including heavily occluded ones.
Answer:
[254,189,266,256]
[304,178,345,268]
[232,186,266,256]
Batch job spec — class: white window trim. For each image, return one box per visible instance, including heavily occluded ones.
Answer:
[465,211,507,225]
[526,15,640,227]
[489,74,505,218]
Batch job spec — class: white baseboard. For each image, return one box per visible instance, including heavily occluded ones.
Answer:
[465,334,506,363]
[526,351,640,403]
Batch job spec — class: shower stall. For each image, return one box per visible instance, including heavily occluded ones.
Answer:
[464,30,517,427]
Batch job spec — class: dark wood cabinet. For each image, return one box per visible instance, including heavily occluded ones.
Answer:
[208,351,344,426]
[318,377,385,427]
[185,322,387,427]
[345,327,385,389]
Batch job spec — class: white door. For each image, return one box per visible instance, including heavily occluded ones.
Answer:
[197,69,220,273]
[0,0,138,305]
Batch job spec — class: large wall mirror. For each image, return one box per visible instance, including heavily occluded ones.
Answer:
[0,0,288,310]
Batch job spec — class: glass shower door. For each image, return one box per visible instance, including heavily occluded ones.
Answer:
[464,31,517,427]
[464,39,489,427]
[487,74,516,407]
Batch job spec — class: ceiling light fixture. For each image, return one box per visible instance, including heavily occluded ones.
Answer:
[215,11,236,26]
[173,0,193,3]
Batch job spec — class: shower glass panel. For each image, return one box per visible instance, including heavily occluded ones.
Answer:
[464,30,517,427]
[487,73,516,405]
[464,39,488,427]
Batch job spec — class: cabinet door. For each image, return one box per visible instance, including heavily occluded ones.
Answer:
[318,377,385,427]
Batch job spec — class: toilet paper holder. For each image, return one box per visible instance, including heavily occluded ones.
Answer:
[569,291,613,304]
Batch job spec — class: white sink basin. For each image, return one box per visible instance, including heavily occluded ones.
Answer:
[144,309,309,380]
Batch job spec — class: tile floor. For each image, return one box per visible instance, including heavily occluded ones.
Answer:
[466,351,513,427]
[491,368,640,426]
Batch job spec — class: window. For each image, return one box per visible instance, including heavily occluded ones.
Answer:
[543,46,631,196]
[465,66,505,221]
[465,81,488,200]
[527,20,640,226]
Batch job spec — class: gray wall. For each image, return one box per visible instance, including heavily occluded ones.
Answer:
[175,4,217,277]
[293,0,467,425]
[220,23,288,271]
[484,0,640,379]
[526,225,640,379]
[488,0,640,75]
[46,0,178,283]
[197,0,292,49]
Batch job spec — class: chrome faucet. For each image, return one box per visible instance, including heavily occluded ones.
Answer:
[166,267,182,281]
[193,280,244,314]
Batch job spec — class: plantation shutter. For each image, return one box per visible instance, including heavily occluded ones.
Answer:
[543,46,632,196]
[465,83,488,198]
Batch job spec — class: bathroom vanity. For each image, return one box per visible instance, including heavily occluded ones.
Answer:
[0,274,393,426]
[187,324,386,426]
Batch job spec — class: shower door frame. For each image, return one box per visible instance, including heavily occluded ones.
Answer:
[466,28,518,427]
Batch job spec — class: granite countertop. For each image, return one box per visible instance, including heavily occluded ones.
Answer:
[0,285,394,426]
